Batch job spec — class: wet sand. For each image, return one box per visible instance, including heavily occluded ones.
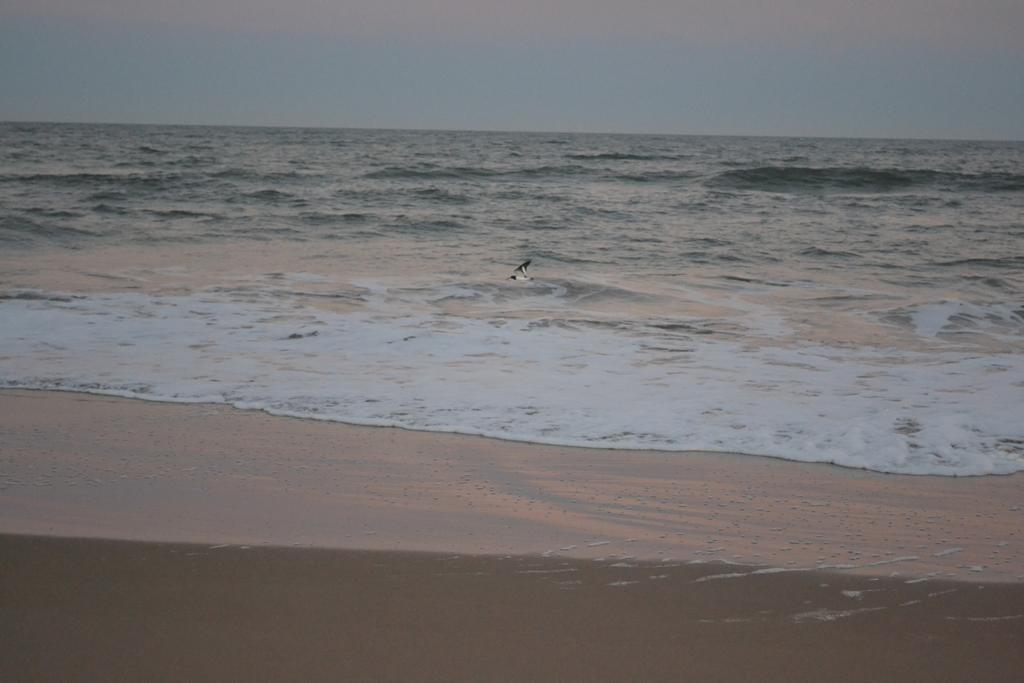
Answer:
[3,390,1024,680]
[3,533,1023,682]
[2,390,1022,581]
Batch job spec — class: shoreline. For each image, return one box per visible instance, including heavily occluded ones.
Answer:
[3,389,1022,582]
[6,384,930,477]
[3,533,1024,682]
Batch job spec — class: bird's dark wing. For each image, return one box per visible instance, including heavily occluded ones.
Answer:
[514,260,531,275]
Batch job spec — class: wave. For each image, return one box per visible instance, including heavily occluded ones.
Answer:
[299,211,376,225]
[964,276,1013,290]
[210,169,311,182]
[932,257,1024,269]
[612,170,697,183]
[0,171,181,189]
[675,250,752,265]
[390,218,467,234]
[3,290,1023,476]
[0,290,81,302]
[364,164,697,184]
[0,215,100,242]
[799,247,863,259]
[411,187,473,204]
[364,165,502,180]
[708,166,1024,194]
[144,209,222,220]
[364,164,591,181]
[22,207,82,219]
[716,275,790,287]
[879,300,1024,339]
[565,152,684,161]
[241,189,295,202]
[166,155,219,168]
[92,203,131,215]
[978,173,1024,191]
[86,190,128,201]
[685,237,734,248]
[322,229,386,240]
[518,250,615,266]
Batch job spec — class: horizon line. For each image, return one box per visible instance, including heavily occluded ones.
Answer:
[2,118,1021,145]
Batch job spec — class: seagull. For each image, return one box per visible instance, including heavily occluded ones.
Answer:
[509,260,532,281]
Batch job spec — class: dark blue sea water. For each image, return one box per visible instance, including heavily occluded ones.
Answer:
[2,122,1023,474]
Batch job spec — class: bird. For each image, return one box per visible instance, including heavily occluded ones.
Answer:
[509,260,532,281]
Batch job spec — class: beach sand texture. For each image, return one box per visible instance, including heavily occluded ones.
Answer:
[3,390,1022,581]
[3,390,1024,681]
[3,534,1024,683]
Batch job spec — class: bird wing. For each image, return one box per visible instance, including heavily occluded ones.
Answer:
[513,260,531,275]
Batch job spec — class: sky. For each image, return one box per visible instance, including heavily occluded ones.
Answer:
[1,1,1022,139]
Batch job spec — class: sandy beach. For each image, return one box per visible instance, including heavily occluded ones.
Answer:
[3,389,1023,580]
[4,534,1023,683]
[3,389,1024,680]
[4,10,1024,676]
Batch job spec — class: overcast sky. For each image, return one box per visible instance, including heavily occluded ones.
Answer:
[2,1,1022,139]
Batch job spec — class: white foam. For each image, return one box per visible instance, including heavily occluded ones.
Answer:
[912,301,964,338]
[694,572,749,583]
[792,606,886,623]
[861,556,919,568]
[753,567,807,575]
[2,287,1023,476]
[907,300,1024,341]
[694,565,814,582]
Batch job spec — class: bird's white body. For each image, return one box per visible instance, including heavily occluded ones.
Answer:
[509,260,532,281]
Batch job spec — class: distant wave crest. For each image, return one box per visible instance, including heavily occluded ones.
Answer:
[708,166,1024,193]
[565,152,685,161]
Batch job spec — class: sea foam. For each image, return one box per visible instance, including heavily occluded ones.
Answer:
[2,283,1022,476]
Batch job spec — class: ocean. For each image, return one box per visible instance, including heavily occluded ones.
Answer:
[1,122,1022,475]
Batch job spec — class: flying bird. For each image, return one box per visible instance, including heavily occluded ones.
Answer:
[509,260,532,281]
